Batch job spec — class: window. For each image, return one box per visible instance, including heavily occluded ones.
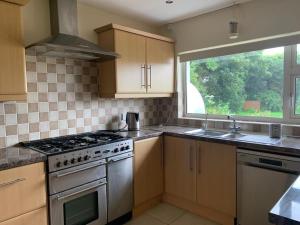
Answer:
[183,45,300,122]
[297,44,300,64]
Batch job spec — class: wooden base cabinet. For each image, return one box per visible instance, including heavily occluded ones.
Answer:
[134,137,164,214]
[0,0,27,101]
[163,136,236,225]
[95,24,175,98]
[0,163,47,224]
[0,207,48,225]
[164,136,197,202]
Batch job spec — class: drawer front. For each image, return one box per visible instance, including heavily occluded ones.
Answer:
[0,207,48,225]
[48,160,106,195]
[0,163,46,222]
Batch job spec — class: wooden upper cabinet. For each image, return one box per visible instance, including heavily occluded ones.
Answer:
[95,24,175,98]
[134,137,163,207]
[0,0,27,101]
[146,38,174,94]
[164,136,197,202]
[196,141,236,217]
[115,30,147,94]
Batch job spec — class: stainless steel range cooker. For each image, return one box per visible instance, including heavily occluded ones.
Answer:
[22,131,134,225]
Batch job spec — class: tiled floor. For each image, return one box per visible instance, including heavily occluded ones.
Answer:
[126,203,220,225]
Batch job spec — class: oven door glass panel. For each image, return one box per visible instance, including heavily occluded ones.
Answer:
[64,192,99,225]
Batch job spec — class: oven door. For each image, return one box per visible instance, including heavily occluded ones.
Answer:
[50,178,107,225]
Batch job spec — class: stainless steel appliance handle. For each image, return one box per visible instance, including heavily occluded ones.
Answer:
[141,64,146,87]
[56,181,107,201]
[0,178,26,188]
[55,162,107,178]
[108,155,134,163]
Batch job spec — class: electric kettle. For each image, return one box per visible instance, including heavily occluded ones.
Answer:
[126,112,140,131]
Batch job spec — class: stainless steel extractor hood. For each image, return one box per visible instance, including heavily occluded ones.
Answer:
[26,0,118,61]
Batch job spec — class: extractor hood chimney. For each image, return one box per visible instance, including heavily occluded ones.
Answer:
[26,0,118,61]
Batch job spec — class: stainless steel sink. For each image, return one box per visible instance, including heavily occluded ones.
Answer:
[185,129,228,137]
[221,133,246,139]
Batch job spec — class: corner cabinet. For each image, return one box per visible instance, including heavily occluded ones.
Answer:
[163,136,236,225]
[95,24,175,98]
[0,0,27,101]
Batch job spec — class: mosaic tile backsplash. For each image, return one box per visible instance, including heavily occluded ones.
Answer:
[0,53,163,148]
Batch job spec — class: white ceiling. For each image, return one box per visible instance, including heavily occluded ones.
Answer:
[79,0,252,25]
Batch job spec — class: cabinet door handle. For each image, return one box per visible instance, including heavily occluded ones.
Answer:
[0,178,26,188]
[189,146,193,171]
[147,65,152,88]
[160,138,164,168]
[141,64,146,88]
[198,147,201,174]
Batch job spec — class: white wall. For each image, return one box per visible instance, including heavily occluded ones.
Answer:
[22,0,160,45]
[164,0,300,53]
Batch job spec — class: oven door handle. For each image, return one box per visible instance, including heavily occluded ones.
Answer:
[108,154,134,163]
[55,162,107,178]
[56,181,107,201]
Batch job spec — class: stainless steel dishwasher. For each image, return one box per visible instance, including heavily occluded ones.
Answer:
[237,149,300,225]
[107,152,134,224]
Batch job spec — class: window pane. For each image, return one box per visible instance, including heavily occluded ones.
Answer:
[186,47,284,118]
[295,78,300,115]
[297,44,300,64]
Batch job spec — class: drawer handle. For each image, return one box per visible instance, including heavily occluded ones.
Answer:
[56,182,107,201]
[0,178,26,188]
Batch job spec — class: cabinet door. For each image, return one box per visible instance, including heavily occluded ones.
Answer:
[196,141,236,217]
[115,30,147,94]
[0,163,46,222]
[134,137,163,207]
[0,207,48,225]
[0,1,26,100]
[164,136,196,202]
[146,38,174,94]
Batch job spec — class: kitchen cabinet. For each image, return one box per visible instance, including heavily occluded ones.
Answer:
[134,137,164,214]
[0,208,48,225]
[0,163,47,223]
[196,141,236,217]
[164,136,197,202]
[1,0,29,5]
[163,136,236,225]
[95,24,175,98]
[0,0,27,101]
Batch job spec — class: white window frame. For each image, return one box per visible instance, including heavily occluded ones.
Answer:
[182,45,300,124]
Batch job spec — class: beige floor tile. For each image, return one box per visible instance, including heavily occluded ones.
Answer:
[125,214,166,225]
[146,203,186,224]
[170,213,219,225]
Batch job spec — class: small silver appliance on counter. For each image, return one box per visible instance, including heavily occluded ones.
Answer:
[126,112,140,131]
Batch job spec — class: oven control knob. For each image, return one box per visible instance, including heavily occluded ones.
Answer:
[113,148,119,153]
[84,155,90,161]
[70,158,75,164]
[77,157,82,162]
[56,162,61,168]
[63,160,68,166]
[125,145,130,150]
[120,147,125,151]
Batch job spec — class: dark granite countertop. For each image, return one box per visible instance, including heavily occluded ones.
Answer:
[117,125,300,157]
[0,146,46,171]
[269,176,300,225]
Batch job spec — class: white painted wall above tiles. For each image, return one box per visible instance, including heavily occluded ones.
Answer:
[163,0,300,53]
